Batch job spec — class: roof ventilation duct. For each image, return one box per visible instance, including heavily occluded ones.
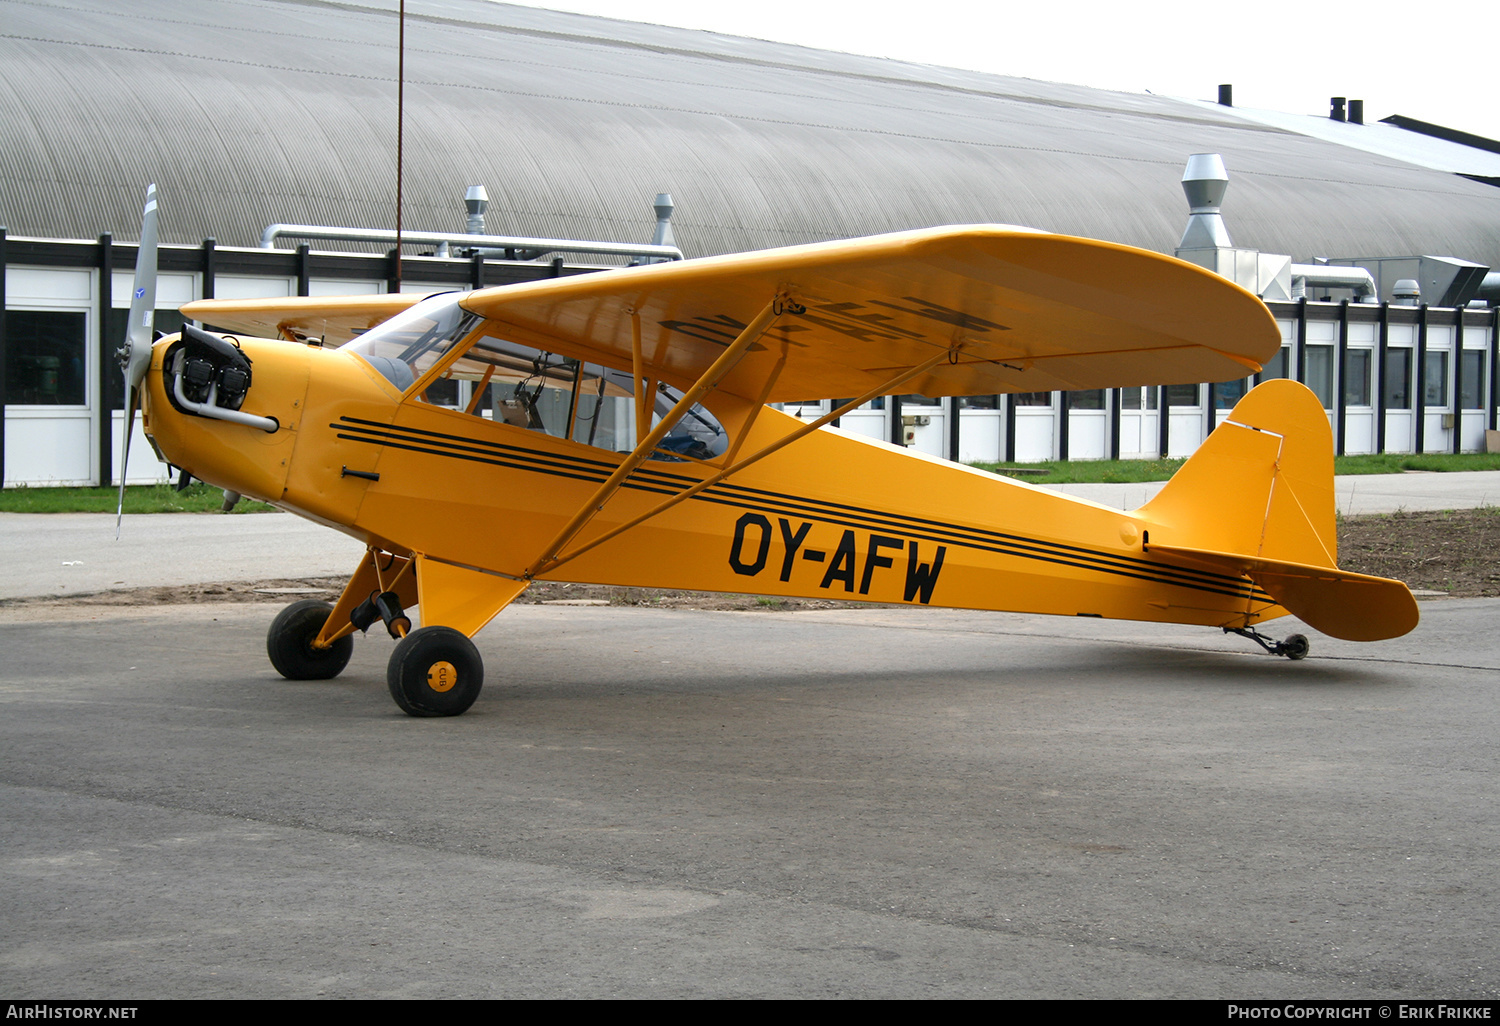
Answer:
[464,185,489,235]
[631,193,677,266]
[1392,279,1422,305]
[1177,153,1232,250]
[1324,255,1489,305]
[1289,264,1377,302]
[1173,153,1293,301]
[261,186,683,264]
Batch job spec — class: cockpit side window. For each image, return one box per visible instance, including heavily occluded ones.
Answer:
[396,327,728,461]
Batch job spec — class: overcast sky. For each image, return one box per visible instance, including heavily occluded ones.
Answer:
[494,0,1500,142]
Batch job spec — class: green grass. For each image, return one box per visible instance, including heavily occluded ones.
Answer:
[0,482,277,514]
[1331,453,1500,475]
[970,458,1187,484]
[969,452,1500,485]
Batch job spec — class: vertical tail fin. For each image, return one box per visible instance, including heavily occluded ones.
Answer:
[1138,380,1417,641]
[1139,379,1336,566]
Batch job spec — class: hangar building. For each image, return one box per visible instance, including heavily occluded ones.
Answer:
[4,0,1499,485]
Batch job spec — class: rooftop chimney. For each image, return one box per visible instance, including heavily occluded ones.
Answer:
[1178,153,1231,250]
[1330,97,1347,122]
[651,193,676,250]
[1174,153,1293,302]
[1218,84,1233,107]
[464,185,489,235]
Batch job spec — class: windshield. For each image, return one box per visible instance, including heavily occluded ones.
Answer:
[345,293,481,392]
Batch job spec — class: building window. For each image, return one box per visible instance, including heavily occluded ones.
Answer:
[1066,389,1104,410]
[1305,346,1334,408]
[957,395,998,409]
[1343,350,1371,407]
[5,310,87,406]
[1165,383,1199,407]
[1012,391,1053,407]
[1424,351,1449,407]
[1261,346,1290,380]
[1214,378,1247,408]
[1384,349,1411,408]
[1119,387,1158,410]
[1461,351,1485,410]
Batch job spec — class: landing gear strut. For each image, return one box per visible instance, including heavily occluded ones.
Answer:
[1226,625,1310,660]
[265,549,510,717]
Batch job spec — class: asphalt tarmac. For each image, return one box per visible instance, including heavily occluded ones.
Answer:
[1,475,1498,998]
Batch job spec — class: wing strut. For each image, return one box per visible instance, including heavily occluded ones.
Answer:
[532,341,964,579]
[522,295,789,579]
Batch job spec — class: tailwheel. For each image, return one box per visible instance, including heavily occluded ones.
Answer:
[387,626,484,717]
[267,599,353,680]
[1225,625,1311,660]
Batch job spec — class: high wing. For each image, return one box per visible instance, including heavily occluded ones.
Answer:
[180,293,430,345]
[456,225,1280,402]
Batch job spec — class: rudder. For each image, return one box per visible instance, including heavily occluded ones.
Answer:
[1138,378,1336,567]
[1137,380,1416,641]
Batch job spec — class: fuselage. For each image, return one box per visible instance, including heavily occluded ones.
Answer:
[141,331,1282,631]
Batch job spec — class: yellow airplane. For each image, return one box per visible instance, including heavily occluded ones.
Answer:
[116,186,1418,716]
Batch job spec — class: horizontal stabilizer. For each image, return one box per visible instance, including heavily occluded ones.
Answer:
[1150,543,1419,642]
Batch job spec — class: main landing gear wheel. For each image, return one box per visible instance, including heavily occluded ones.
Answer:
[267,599,353,680]
[1279,634,1310,661]
[387,626,484,717]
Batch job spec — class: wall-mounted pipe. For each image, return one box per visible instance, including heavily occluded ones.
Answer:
[260,224,682,262]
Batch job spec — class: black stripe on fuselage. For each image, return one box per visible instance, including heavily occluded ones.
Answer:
[331,416,1271,603]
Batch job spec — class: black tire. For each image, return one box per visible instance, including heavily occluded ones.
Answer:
[387,626,484,717]
[1282,634,1310,661]
[267,599,353,680]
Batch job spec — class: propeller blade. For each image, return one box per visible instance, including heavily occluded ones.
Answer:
[116,184,160,539]
[119,183,159,391]
[115,387,138,540]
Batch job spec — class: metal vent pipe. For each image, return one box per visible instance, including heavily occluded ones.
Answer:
[260,224,682,262]
[1290,264,1377,301]
[1177,153,1232,250]
[464,186,488,235]
[629,193,678,266]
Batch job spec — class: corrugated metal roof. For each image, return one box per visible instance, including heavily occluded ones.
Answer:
[1172,98,1500,178]
[2,0,1498,268]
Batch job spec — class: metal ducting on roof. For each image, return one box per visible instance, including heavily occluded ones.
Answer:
[1325,255,1490,306]
[1173,154,1293,301]
[259,224,682,263]
[1289,264,1377,302]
